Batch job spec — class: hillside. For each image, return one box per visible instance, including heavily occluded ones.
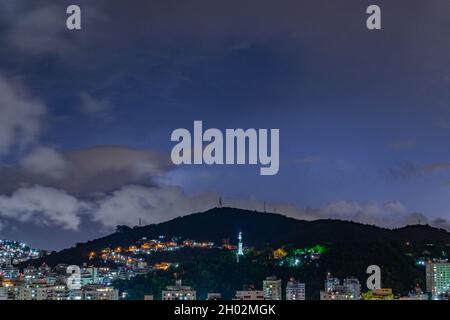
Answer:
[24,207,450,267]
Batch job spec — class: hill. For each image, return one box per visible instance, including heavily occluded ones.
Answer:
[23,207,450,267]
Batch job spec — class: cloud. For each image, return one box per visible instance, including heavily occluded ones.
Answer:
[1,182,449,234]
[49,184,429,232]
[313,202,448,231]
[383,201,408,215]
[1,0,449,240]
[0,183,214,231]
[92,184,216,227]
[0,185,89,230]
[20,147,69,180]
[0,73,46,156]
[79,93,113,120]
[222,197,450,231]
[309,200,414,227]
[0,146,172,195]
[4,5,72,56]
[431,218,450,231]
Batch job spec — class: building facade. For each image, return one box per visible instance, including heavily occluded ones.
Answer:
[426,262,450,298]
[320,276,361,300]
[286,278,305,300]
[234,290,265,300]
[162,279,196,300]
[263,276,282,300]
[82,284,119,300]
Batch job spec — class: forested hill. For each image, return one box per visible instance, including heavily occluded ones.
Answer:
[25,207,450,266]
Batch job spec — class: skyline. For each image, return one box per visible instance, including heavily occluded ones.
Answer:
[1,0,450,249]
[2,214,448,300]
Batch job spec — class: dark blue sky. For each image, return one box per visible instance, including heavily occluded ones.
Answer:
[0,0,450,249]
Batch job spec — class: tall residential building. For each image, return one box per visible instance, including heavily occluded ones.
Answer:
[286,278,305,300]
[263,276,282,300]
[162,279,196,300]
[80,267,99,286]
[324,273,340,292]
[426,262,450,298]
[320,276,361,300]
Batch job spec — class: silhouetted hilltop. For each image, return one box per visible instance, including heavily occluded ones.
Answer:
[25,207,450,266]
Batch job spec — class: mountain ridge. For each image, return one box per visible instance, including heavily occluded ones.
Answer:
[23,207,450,267]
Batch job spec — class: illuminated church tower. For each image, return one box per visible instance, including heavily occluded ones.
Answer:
[237,232,244,262]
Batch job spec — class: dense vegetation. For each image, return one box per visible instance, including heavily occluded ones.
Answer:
[22,207,450,268]
[20,207,450,299]
[113,240,441,300]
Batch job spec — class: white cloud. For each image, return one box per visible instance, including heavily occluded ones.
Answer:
[221,198,449,231]
[92,184,215,227]
[89,186,450,232]
[79,93,113,120]
[0,182,448,233]
[0,74,46,156]
[383,201,408,215]
[5,5,73,56]
[312,200,409,224]
[20,147,69,180]
[0,185,89,230]
[0,146,172,195]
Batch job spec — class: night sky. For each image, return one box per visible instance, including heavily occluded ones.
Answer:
[0,0,450,250]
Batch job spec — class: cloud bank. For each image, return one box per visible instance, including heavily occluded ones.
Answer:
[0,179,449,233]
[0,73,46,156]
[0,146,172,195]
[0,185,89,230]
